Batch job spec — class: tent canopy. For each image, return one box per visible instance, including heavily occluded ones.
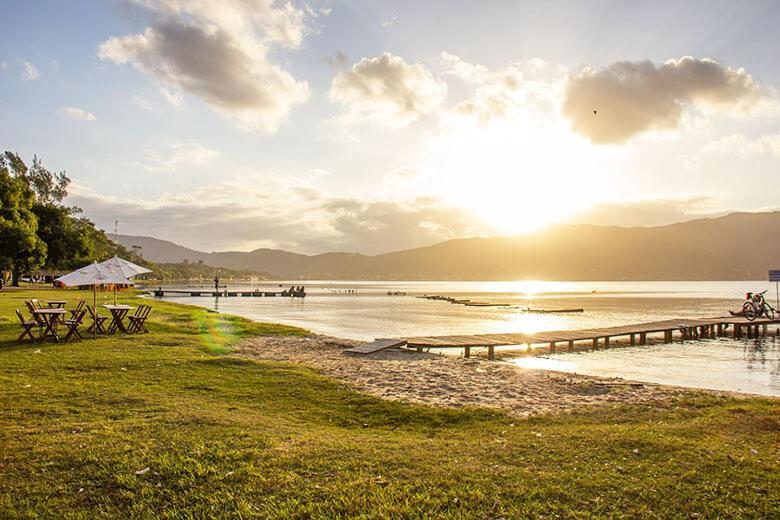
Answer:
[98,256,151,279]
[55,261,134,287]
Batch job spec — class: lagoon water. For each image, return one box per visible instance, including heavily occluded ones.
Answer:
[154,280,780,396]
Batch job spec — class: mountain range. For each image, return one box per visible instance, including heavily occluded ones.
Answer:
[115,211,780,280]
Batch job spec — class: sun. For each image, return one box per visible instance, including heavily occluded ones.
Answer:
[421,109,613,235]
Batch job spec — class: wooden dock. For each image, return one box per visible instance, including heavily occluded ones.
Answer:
[150,288,305,298]
[348,316,780,359]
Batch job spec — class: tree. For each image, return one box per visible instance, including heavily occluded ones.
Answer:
[27,154,69,204]
[0,153,46,285]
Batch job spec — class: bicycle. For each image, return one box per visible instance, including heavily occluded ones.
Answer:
[742,290,776,321]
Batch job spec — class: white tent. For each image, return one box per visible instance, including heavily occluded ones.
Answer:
[55,262,134,337]
[98,256,152,278]
[97,256,152,303]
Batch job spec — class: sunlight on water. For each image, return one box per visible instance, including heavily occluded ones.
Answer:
[153,280,780,395]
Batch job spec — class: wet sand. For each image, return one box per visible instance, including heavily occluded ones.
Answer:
[237,334,695,417]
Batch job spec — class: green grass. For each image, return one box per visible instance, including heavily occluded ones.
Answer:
[0,288,778,518]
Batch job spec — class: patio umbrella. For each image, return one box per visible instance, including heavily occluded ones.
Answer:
[97,256,152,304]
[55,262,134,337]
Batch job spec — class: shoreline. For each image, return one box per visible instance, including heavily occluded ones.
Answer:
[237,334,710,417]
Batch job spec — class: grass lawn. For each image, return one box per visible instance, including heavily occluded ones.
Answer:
[0,287,778,518]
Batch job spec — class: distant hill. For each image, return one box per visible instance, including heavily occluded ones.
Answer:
[116,211,780,280]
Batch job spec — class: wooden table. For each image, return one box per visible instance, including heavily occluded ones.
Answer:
[32,308,67,342]
[46,300,68,308]
[103,304,134,334]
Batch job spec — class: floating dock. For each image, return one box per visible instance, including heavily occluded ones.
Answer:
[347,316,780,359]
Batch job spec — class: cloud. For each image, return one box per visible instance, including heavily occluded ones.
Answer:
[382,14,398,28]
[57,106,96,121]
[68,177,489,254]
[438,53,565,125]
[573,197,720,227]
[139,143,219,172]
[702,133,780,158]
[563,57,760,144]
[98,0,310,132]
[21,61,39,81]
[320,7,332,16]
[330,52,447,128]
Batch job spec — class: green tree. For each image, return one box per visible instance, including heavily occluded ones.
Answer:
[0,153,46,285]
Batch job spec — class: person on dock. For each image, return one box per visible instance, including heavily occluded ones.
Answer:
[214,276,220,292]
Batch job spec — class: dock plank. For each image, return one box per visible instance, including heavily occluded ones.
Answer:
[345,338,407,355]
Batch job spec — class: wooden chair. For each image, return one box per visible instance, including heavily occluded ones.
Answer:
[69,300,86,319]
[63,308,87,342]
[25,301,45,327]
[128,305,152,334]
[16,309,37,342]
[85,305,107,335]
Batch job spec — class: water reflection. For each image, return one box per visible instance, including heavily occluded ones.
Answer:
[526,336,780,396]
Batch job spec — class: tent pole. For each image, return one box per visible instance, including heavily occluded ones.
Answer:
[93,284,97,339]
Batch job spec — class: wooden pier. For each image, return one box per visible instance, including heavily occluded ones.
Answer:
[150,288,305,298]
[348,316,780,359]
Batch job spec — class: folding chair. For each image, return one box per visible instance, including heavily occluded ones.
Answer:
[69,300,86,319]
[16,309,37,342]
[85,305,107,335]
[63,308,87,342]
[128,305,152,333]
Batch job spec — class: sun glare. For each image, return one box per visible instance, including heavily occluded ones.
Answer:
[423,110,611,234]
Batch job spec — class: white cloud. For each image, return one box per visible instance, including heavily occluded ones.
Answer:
[140,143,219,172]
[159,86,184,108]
[21,61,39,81]
[563,56,760,144]
[702,133,780,157]
[438,53,565,125]
[320,7,332,16]
[382,14,398,28]
[57,106,96,121]
[68,176,489,254]
[98,0,311,132]
[0,62,7,70]
[330,52,447,128]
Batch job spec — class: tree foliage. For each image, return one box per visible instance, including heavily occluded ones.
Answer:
[0,151,152,285]
[0,153,47,284]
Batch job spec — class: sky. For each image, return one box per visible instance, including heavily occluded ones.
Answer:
[2,0,780,255]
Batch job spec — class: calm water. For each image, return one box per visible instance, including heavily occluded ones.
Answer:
[152,280,780,396]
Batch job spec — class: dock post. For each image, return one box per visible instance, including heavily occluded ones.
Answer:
[762,324,767,337]
[664,330,672,343]
[487,346,495,361]
[549,341,556,353]
[717,323,723,336]
[630,334,636,346]
[735,324,741,339]
[568,340,574,352]
[592,337,599,350]
[604,336,610,348]
[464,346,470,358]
[639,332,647,345]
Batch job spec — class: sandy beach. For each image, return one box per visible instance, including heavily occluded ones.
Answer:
[237,334,694,417]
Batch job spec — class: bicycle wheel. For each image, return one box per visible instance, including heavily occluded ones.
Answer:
[763,304,775,319]
[743,302,756,321]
